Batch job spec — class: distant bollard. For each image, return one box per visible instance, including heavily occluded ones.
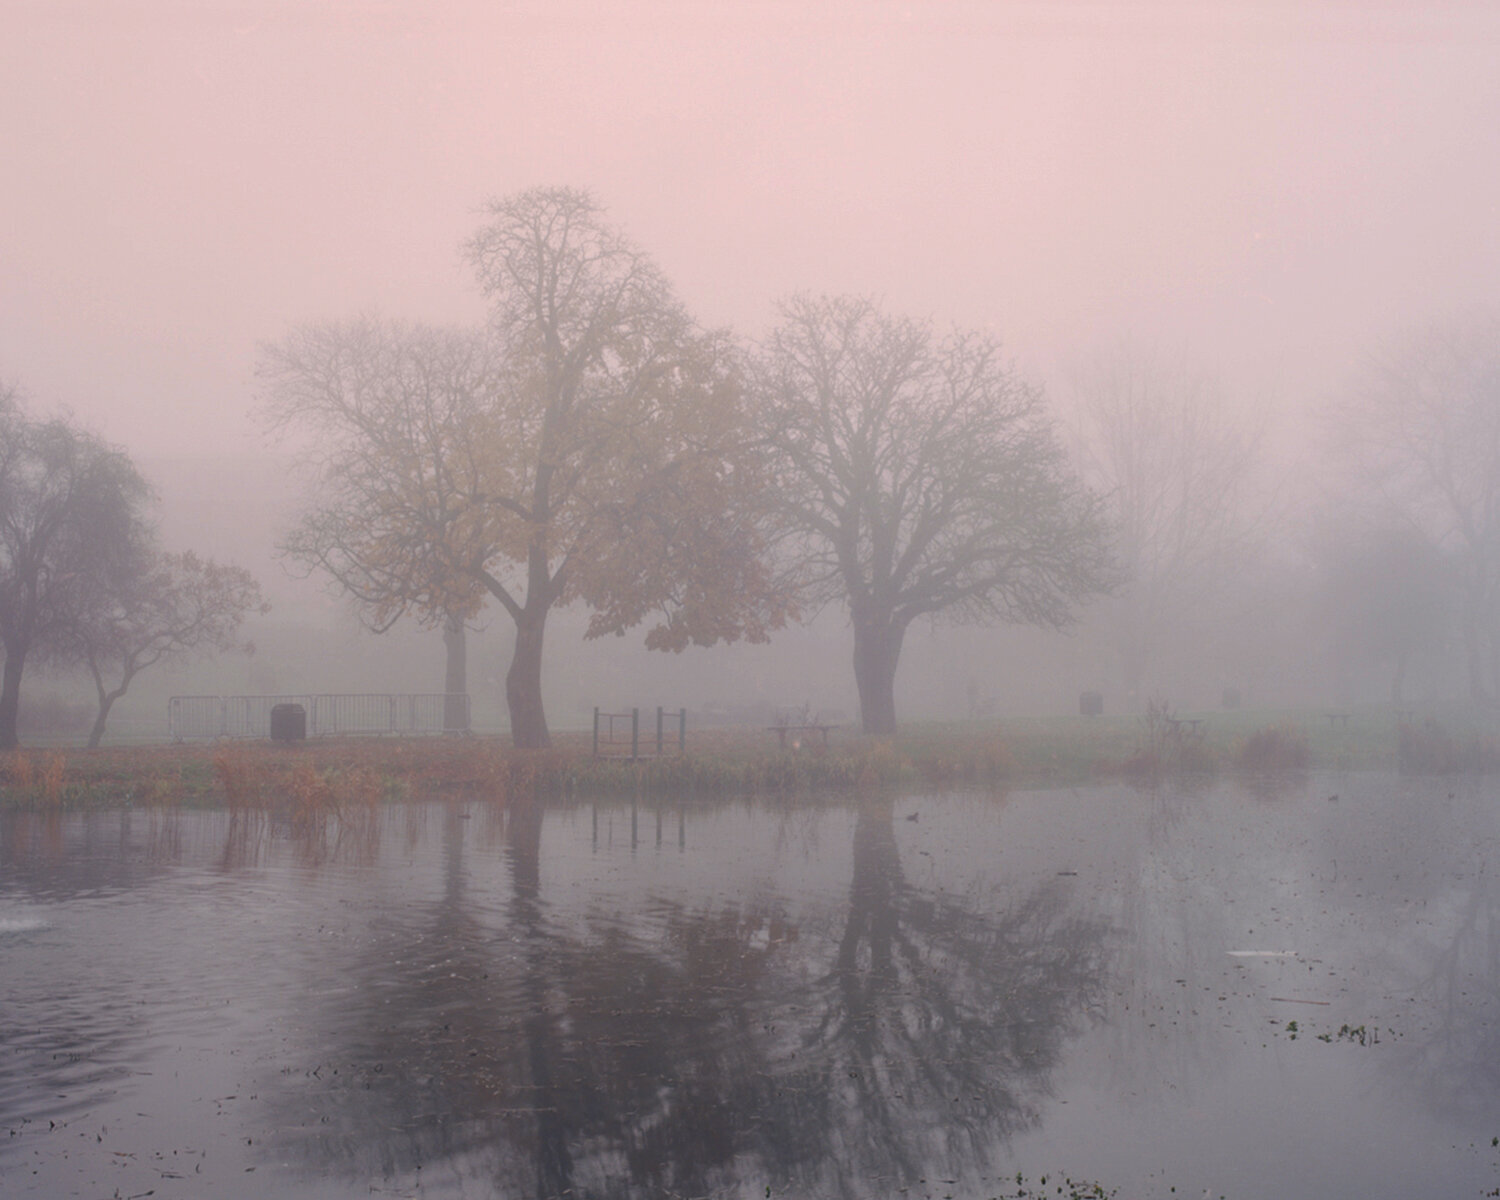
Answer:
[1222,688,1242,710]
[1080,691,1104,717]
[270,702,307,742]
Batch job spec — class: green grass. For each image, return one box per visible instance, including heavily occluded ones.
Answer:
[2,703,1497,811]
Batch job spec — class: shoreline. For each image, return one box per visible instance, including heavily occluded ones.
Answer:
[3,707,1496,810]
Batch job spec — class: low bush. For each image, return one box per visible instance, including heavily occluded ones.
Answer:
[1237,724,1309,771]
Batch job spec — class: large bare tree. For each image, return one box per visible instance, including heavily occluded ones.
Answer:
[462,188,786,745]
[264,188,787,747]
[0,393,152,748]
[755,295,1113,736]
[1065,347,1266,704]
[261,319,493,729]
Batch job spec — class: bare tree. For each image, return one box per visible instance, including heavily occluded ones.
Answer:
[69,551,268,747]
[0,393,151,749]
[458,188,788,746]
[755,295,1113,735]
[265,189,788,748]
[1333,315,1500,706]
[261,319,493,728]
[1066,346,1265,703]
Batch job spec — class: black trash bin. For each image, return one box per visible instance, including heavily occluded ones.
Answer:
[270,702,306,742]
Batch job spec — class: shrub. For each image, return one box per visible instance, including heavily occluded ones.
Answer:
[1237,725,1309,771]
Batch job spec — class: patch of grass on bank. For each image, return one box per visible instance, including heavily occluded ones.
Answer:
[4,702,1499,810]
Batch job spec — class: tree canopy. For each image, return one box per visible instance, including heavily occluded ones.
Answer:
[68,550,268,747]
[0,393,152,748]
[754,294,1114,735]
[264,187,789,747]
[262,320,496,633]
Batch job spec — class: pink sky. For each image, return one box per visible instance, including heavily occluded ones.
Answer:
[3,0,1498,459]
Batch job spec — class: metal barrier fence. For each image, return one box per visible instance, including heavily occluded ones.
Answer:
[168,694,469,739]
[592,706,686,758]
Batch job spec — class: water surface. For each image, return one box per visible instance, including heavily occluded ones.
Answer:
[2,775,1498,1198]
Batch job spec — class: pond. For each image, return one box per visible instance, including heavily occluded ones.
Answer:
[2,774,1498,1199]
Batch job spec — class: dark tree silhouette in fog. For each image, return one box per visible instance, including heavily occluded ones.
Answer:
[67,550,267,747]
[462,186,788,747]
[755,295,1113,735]
[0,393,150,748]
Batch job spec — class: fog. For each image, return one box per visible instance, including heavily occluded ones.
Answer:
[4,1,1500,737]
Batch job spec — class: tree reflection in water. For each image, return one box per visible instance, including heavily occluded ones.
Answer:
[272,794,1110,1198]
[1394,869,1500,1114]
[783,796,1109,1196]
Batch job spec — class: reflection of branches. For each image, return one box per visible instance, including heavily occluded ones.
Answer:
[271,798,791,1198]
[1395,872,1500,1111]
[270,796,1109,1198]
[779,796,1109,1195]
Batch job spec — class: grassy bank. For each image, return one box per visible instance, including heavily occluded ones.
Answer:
[2,704,1497,811]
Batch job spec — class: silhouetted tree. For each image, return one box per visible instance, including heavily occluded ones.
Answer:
[265,189,789,748]
[67,550,267,747]
[462,187,787,746]
[261,320,491,728]
[0,393,151,748]
[755,295,1113,735]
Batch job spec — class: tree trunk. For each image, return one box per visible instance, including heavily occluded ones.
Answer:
[442,616,468,733]
[0,648,25,750]
[506,606,551,749]
[852,611,904,737]
[87,696,116,750]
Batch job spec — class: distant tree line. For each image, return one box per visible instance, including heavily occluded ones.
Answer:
[260,185,1500,740]
[0,389,266,748]
[11,188,1493,748]
[1064,321,1500,713]
[1327,316,1500,708]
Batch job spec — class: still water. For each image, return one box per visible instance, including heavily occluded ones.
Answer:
[2,775,1498,1199]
